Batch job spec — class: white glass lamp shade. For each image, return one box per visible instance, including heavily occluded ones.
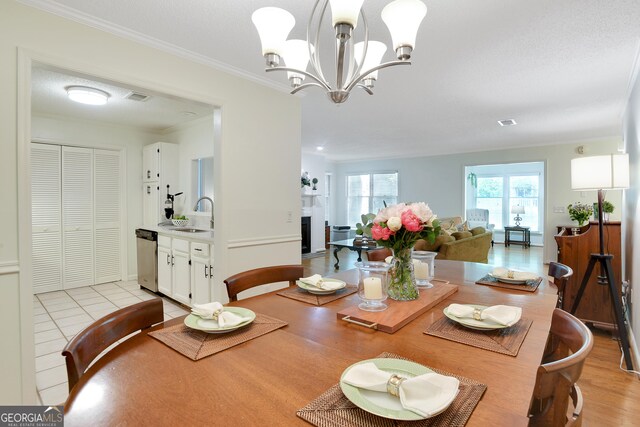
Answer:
[251,7,295,56]
[281,39,314,80]
[66,86,110,105]
[329,0,365,28]
[381,0,427,50]
[571,154,630,190]
[511,205,525,215]
[354,41,387,80]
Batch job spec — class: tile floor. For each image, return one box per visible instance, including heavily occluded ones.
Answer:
[33,280,189,405]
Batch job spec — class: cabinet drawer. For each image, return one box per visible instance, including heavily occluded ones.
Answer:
[158,235,171,249]
[172,238,190,253]
[191,242,209,257]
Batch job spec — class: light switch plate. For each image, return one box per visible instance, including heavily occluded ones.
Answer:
[553,206,565,213]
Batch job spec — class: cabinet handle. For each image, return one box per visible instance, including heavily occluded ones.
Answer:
[171,255,175,266]
[146,185,151,195]
[208,265,213,277]
[147,170,151,179]
[166,254,170,265]
[204,265,208,278]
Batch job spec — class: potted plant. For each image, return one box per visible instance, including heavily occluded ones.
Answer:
[355,213,376,245]
[312,177,318,191]
[567,202,593,226]
[301,171,311,194]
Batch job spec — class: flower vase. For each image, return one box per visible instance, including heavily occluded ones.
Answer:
[388,248,419,301]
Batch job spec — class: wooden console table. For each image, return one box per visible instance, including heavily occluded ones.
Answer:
[554,221,622,329]
[504,226,531,248]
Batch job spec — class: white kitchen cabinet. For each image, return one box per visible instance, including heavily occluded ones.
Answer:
[157,244,173,296]
[142,144,159,183]
[141,142,179,227]
[191,242,212,305]
[172,238,191,305]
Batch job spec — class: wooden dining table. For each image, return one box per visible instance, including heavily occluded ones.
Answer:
[63,260,557,426]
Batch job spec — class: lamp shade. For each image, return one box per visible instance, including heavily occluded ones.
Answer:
[571,154,630,190]
[381,0,427,51]
[66,86,110,105]
[252,7,295,56]
[281,39,314,80]
[511,205,525,215]
[354,41,387,80]
[329,0,365,28]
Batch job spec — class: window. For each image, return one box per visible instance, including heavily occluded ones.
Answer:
[346,172,398,226]
[466,162,544,232]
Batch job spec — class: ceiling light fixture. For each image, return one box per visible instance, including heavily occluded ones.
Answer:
[252,0,427,104]
[316,146,324,151]
[66,86,110,105]
[498,119,517,127]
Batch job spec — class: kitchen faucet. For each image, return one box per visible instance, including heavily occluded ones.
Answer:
[193,196,214,229]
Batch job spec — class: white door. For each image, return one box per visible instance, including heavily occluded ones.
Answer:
[94,149,122,284]
[62,146,94,289]
[191,255,211,305]
[31,143,62,293]
[172,250,191,305]
[158,245,172,295]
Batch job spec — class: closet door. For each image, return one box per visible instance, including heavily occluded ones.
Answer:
[62,146,94,289]
[94,149,122,284]
[31,143,62,293]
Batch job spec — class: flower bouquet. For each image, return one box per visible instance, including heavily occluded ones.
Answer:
[567,202,593,226]
[371,202,440,300]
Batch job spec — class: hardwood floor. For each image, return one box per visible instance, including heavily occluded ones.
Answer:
[302,244,640,426]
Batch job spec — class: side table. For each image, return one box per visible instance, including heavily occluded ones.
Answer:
[504,226,531,248]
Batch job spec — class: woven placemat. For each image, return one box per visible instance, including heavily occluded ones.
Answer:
[424,316,533,356]
[277,285,358,306]
[297,352,486,427]
[475,274,542,292]
[149,313,287,360]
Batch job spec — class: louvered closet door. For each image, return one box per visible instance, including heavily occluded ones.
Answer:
[31,143,62,293]
[62,146,94,289]
[94,149,122,283]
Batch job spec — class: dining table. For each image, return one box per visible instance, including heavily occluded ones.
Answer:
[63,260,557,426]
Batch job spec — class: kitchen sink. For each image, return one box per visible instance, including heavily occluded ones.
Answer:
[173,227,210,233]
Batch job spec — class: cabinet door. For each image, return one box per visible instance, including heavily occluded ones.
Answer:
[142,144,159,182]
[158,245,172,296]
[191,255,211,305]
[143,183,160,227]
[172,250,191,305]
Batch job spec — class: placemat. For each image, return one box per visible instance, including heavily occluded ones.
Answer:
[149,313,287,360]
[277,285,358,306]
[424,316,533,356]
[475,274,542,292]
[296,352,486,427]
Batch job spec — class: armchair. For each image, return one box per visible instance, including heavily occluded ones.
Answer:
[466,208,495,247]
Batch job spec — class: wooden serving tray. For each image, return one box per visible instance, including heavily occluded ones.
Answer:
[336,283,458,334]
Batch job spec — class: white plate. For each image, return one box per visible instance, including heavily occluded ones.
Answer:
[443,304,510,330]
[339,358,458,420]
[488,272,538,284]
[296,278,346,295]
[183,307,255,334]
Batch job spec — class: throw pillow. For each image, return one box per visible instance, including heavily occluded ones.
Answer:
[470,227,486,236]
[451,231,473,240]
[414,234,454,251]
[456,221,469,232]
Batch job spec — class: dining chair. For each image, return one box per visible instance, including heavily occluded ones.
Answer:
[366,248,392,262]
[548,262,574,309]
[465,208,495,247]
[224,264,304,302]
[529,308,593,427]
[62,298,164,392]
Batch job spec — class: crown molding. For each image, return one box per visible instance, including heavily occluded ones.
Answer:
[17,0,292,94]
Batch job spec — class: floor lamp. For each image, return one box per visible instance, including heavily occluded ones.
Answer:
[570,153,633,370]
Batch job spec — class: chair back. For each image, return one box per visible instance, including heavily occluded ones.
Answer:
[366,248,392,262]
[224,265,304,302]
[548,262,573,309]
[529,308,593,427]
[62,298,163,392]
[466,208,490,229]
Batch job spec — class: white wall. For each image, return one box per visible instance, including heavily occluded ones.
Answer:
[31,114,163,278]
[1,0,300,404]
[302,153,326,252]
[329,139,622,263]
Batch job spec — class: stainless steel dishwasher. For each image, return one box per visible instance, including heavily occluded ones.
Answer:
[136,228,158,292]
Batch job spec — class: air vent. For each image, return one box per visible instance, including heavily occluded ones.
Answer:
[125,91,150,102]
[498,119,517,126]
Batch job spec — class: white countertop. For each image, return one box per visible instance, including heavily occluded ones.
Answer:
[141,225,214,243]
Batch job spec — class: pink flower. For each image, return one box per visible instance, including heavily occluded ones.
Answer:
[371,223,394,240]
[401,210,423,232]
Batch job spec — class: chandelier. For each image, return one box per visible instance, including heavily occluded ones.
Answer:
[252,0,427,104]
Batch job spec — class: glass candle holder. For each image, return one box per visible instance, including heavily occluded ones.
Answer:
[411,250,437,288]
[355,261,391,312]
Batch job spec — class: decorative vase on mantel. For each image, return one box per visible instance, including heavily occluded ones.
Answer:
[387,247,419,301]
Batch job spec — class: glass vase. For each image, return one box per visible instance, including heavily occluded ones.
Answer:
[388,247,419,301]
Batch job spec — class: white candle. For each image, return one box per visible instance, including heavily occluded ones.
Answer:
[414,261,429,280]
[363,277,382,300]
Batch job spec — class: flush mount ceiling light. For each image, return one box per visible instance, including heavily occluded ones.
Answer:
[66,86,110,105]
[252,0,428,104]
[498,119,517,126]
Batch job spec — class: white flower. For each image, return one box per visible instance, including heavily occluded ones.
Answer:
[408,202,434,223]
[374,203,407,223]
[387,216,402,231]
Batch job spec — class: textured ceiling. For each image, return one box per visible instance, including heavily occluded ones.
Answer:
[21,0,640,160]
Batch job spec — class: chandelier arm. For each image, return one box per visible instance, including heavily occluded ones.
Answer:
[290,82,325,95]
[265,67,331,90]
[345,60,411,92]
[308,0,329,87]
[356,84,374,95]
[345,9,369,90]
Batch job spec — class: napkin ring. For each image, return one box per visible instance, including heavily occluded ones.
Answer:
[473,308,482,321]
[386,374,406,397]
[507,270,515,279]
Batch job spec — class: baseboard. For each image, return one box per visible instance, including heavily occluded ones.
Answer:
[625,315,640,377]
[127,274,138,281]
[313,248,326,254]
